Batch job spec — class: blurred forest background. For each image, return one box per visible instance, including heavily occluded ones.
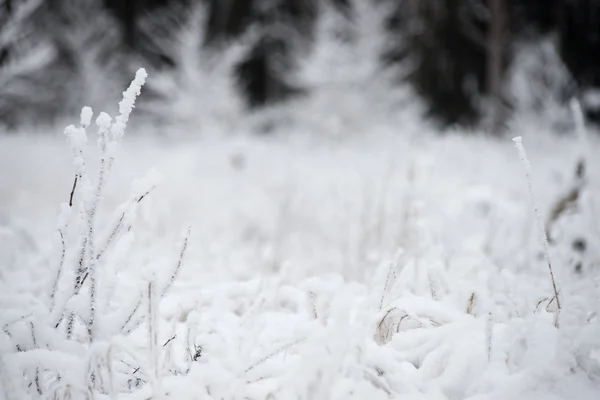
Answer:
[1,0,600,134]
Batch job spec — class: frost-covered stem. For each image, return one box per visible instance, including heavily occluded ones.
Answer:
[63,110,93,338]
[69,176,78,207]
[120,293,143,334]
[161,227,191,298]
[64,207,91,339]
[379,250,401,310]
[85,115,113,343]
[96,187,156,262]
[29,322,42,396]
[104,345,117,400]
[513,137,561,326]
[379,260,394,311]
[66,206,95,342]
[309,292,318,319]
[486,312,493,362]
[245,338,305,374]
[87,230,96,342]
[49,229,66,310]
[110,68,147,142]
[102,68,147,182]
[64,311,76,339]
[148,280,162,398]
[121,226,190,336]
[427,270,439,300]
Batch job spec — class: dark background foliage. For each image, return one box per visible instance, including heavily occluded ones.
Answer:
[2,0,600,131]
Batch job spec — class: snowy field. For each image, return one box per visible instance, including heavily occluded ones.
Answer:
[1,73,600,399]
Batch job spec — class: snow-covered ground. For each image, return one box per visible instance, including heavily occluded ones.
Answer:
[1,84,600,398]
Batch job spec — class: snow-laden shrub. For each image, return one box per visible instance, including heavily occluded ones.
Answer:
[0,69,191,399]
[136,2,251,137]
[0,0,126,129]
[273,0,419,138]
[507,36,573,132]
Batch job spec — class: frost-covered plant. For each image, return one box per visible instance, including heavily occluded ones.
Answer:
[513,136,561,327]
[0,69,191,399]
[137,2,250,136]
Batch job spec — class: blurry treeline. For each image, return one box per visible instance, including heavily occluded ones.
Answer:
[1,0,600,133]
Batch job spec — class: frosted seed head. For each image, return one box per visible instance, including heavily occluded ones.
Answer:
[80,107,93,128]
[65,125,87,148]
[96,112,113,130]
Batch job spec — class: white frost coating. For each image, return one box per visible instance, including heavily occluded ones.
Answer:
[80,107,93,128]
[110,68,148,140]
[132,168,164,199]
[147,277,162,397]
[513,136,549,256]
[95,112,112,130]
[64,125,87,149]
[513,136,547,248]
[513,136,561,325]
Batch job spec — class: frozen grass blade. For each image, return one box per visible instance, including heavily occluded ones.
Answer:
[513,136,561,327]
[161,226,192,297]
[148,279,162,398]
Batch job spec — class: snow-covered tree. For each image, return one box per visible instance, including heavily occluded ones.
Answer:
[0,0,57,128]
[284,0,415,137]
[47,0,126,115]
[136,2,251,135]
[0,0,126,128]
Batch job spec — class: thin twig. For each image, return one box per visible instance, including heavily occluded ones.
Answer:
[466,293,476,315]
[513,137,561,327]
[380,252,402,311]
[162,335,177,348]
[69,175,78,207]
[30,322,42,395]
[245,338,305,374]
[119,230,189,335]
[49,229,66,310]
[120,295,143,333]
[161,226,192,298]
[96,187,156,262]
[148,280,161,396]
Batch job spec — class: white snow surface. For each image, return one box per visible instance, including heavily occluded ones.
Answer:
[1,120,600,399]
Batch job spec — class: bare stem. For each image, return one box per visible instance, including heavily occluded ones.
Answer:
[161,226,191,298]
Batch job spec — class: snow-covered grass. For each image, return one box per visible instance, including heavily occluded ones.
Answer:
[1,71,600,399]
